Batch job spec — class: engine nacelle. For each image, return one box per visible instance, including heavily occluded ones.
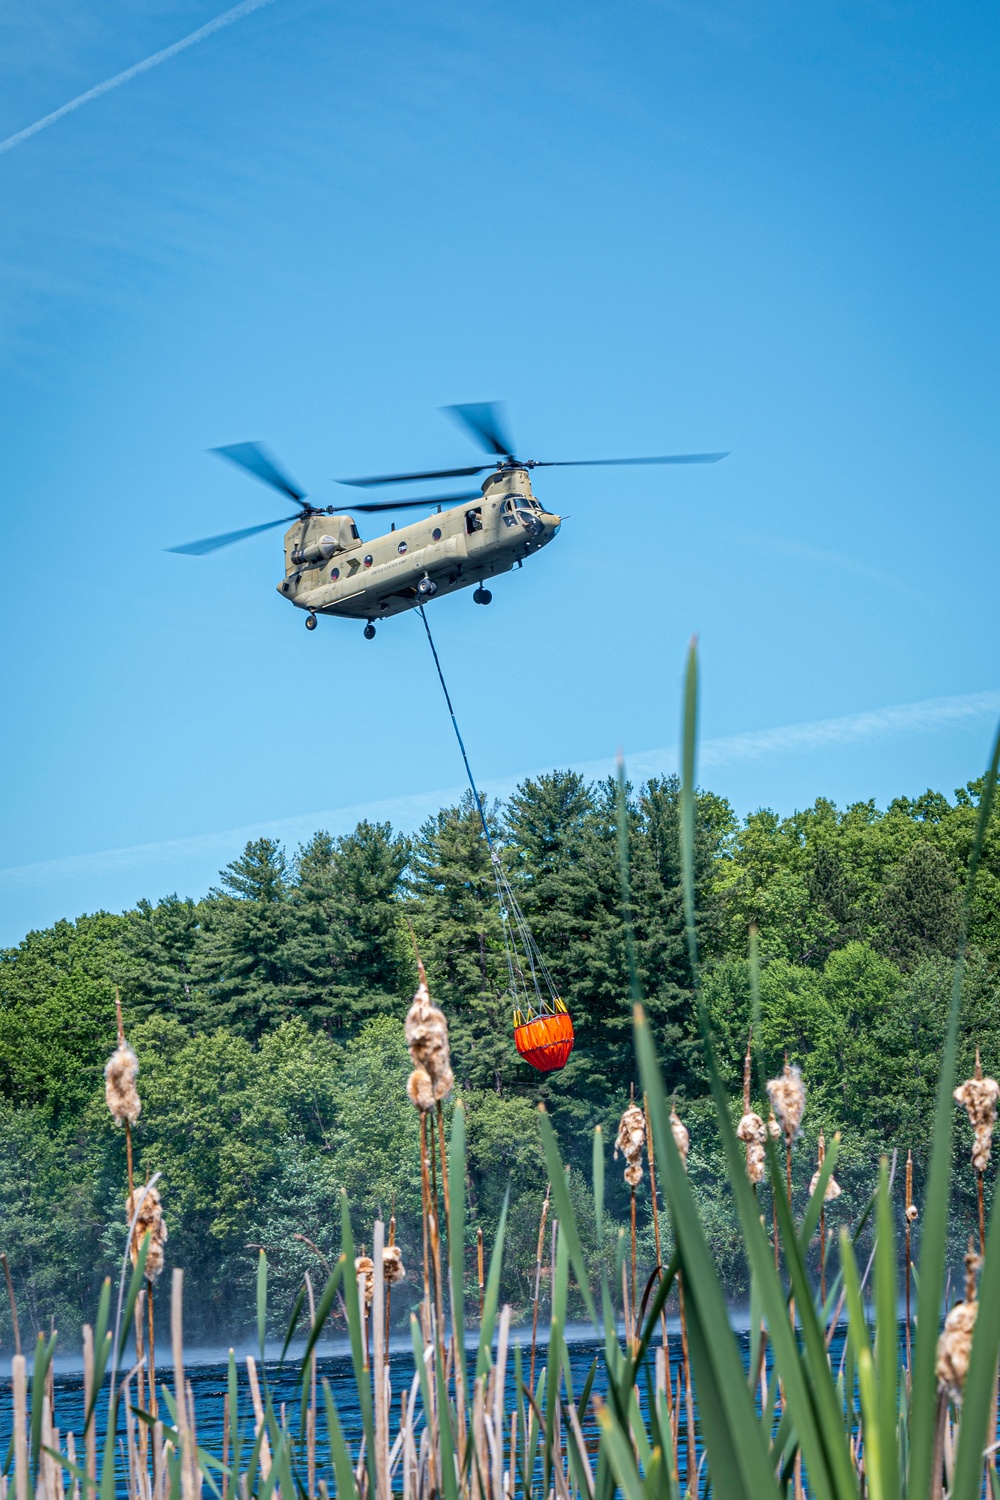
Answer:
[289,515,359,565]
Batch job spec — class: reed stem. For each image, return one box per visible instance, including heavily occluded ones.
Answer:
[528,1186,550,1396]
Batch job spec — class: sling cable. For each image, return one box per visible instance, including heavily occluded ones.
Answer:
[416,605,573,1073]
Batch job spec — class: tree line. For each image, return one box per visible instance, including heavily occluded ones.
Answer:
[1,769,997,1339]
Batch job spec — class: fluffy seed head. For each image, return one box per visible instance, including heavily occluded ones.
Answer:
[767,1063,806,1144]
[405,973,453,1110]
[106,1044,141,1127]
[407,1067,435,1113]
[126,1185,168,1281]
[383,1245,406,1286]
[809,1168,842,1202]
[670,1109,689,1171]
[615,1105,645,1185]
[737,1112,767,1185]
[905,1203,919,1223]
[937,1300,978,1404]
[954,1061,1000,1174]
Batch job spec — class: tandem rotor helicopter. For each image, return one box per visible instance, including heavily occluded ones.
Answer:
[169,402,729,639]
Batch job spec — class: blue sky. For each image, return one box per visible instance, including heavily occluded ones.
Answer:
[1,0,998,944]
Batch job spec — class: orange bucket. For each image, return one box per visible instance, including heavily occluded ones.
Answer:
[513,1008,574,1073]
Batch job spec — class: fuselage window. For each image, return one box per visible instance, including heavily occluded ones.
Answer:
[466,508,483,535]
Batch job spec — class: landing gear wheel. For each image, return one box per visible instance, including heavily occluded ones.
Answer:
[417,576,438,598]
[473,587,493,605]
[363,622,376,640]
[305,613,318,630]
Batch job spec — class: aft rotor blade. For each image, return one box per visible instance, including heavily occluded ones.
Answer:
[167,515,298,555]
[533,452,730,469]
[442,401,515,457]
[350,490,483,514]
[211,442,307,503]
[336,464,491,489]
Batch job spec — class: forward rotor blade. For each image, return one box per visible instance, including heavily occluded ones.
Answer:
[167,515,298,556]
[350,489,483,514]
[533,452,730,469]
[211,442,307,503]
[336,464,491,488]
[441,401,515,457]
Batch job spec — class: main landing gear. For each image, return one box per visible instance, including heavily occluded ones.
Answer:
[417,576,438,598]
[473,586,492,605]
[363,622,376,640]
[305,612,317,630]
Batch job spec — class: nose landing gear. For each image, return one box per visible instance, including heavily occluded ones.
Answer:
[473,586,492,605]
[363,622,376,640]
[305,612,318,630]
[417,576,438,598]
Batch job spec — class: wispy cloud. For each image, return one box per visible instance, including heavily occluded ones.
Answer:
[0,0,280,157]
[735,531,932,608]
[2,688,997,901]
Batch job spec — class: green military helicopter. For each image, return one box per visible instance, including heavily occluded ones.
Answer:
[169,402,728,639]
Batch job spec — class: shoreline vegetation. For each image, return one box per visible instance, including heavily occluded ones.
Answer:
[3,642,1000,1497]
[2,745,1000,1338]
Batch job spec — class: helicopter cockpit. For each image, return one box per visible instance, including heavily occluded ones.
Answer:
[500,493,544,533]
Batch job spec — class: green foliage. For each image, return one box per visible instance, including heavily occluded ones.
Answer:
[3,761,1000,1339]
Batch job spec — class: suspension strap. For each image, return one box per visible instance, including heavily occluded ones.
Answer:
[416,604,562,1020]
[416,604,494,851]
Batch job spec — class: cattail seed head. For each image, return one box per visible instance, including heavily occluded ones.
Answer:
[615,1104,645,1186]
[954,1054,1000,1174]
[766,1062,805,1145]
[809,1130,841,1202]
[105,1044,141,1127]
[670,1109,689,1171]
[126,1185,167,1281]
[737,1112,767,1185]
[405,970,453,1111]
[407,1067,435,1112]
[383,1244,406,1286]
[936,1239,981,1404]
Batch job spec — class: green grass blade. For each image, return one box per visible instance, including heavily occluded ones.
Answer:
[873,1161,900,1500]
[30,1332,57,1480]
[339,1191,376,1499]
[674,640,857,1500]
[475,1184,508,1380]
[593,1125,605,1243]
[298,1259,345,1382]
[596,1405,645,1500]
[910,718,1000,1497]
[635,1011,780,1500]
[449,1101,468,1404]
[951,1154,1000,1498]
[797,1134,841,1257]
[537,1107,598,1325]
[321,1380,359,1499]
[256,1250,268,1368]
[280,1286,306,1366]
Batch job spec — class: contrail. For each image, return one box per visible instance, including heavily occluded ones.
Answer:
[2,686,997,896]
[0,0,280,156]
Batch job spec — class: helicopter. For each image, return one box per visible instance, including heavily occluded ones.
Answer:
[169,402,728,639]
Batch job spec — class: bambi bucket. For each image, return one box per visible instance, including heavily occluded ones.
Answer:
[513,1009,575,1073]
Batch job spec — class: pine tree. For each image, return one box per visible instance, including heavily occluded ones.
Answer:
[122,895,204,1027]
[283,822,412,1030]
[197,839,297,1039]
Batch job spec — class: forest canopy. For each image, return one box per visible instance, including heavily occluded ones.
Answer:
[1,769,998,1339]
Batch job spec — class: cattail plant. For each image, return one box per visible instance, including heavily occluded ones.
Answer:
[953,1049,998,1253]
[405,961,453,1337]
[905,1149,917,1374]
[808,1131,840,1306]
[737,1031,767,1190]
[767,1059,806,1202]
[614,1100,645,1341]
